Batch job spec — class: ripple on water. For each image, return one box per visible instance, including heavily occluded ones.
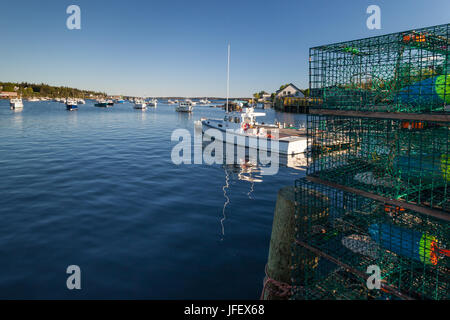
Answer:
[0,101,305,298]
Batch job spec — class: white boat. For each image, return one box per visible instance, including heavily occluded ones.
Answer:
[199,98,211,104]
[78,99,86,104]
[66,98,78,111]
[168,99,176,104]
[134,99,147,109]
[176,101,193,112]
[201,107,307,155]
[28,97,39,102]
[200,44,307,155]
[148,98,157,107]
[10,98,24,109]
[185,99,197,106]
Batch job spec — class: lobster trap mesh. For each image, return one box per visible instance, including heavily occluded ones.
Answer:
[307,115,450,211]
[309,23,449,113]
[292,178,450,300]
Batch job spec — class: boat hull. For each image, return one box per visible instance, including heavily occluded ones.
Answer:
[10,103,24,109]
[176,106,193,112]
[201,121,307,155]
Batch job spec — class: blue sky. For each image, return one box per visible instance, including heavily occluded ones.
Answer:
[0,0,449,97]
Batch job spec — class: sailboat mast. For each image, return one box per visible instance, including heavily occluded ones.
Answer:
[226,44,230,113]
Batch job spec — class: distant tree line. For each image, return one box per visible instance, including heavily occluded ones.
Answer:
[0,81,107,98]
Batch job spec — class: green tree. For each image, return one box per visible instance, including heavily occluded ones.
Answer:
[302,88,310,97]
[3,83,15,92]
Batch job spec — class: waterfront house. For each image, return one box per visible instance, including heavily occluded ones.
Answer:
[0,91,18,99]
[275,83,304,98]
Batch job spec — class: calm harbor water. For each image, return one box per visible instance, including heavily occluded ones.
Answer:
[0,100,306,299]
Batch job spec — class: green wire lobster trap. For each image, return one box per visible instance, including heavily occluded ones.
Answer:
[285,24,450,301]
[292,178,449,300]
[307,115,449,211]
[309,24,449,113]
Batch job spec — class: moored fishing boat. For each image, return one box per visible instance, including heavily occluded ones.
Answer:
[134,99,147,109]
[200,44,307,155]
[65,98,78,111]
[147,98,157,107]
[94,99,108,107]
[185,99,196,106]
[200,107,307,155]
[176,101,193,112]
[199,98,211,104]
[10,98,24,109]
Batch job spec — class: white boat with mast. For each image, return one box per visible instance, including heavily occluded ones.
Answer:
[200,44,307,155]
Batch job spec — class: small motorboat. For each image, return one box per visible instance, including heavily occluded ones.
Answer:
[199,98,211,104]
[185,99,197,106]
[10,98,24,109]
[148,98,157,107]
[134,99,147,109]
[176,101,193,112]
[66,98,78,111]
[95,99,108,107]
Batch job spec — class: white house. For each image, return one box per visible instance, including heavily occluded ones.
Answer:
[275,83,304,98]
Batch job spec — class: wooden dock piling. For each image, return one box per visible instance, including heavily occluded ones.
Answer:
[262,186,296,300]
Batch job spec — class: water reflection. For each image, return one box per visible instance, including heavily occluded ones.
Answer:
[198,132,306,240]
[221,166,230,240]
[11,108,24,129]
[177,112,193,125]
[136,108,147,122]
[66,109,78,127]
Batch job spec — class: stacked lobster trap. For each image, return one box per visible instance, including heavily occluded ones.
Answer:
[292,23,450,300]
